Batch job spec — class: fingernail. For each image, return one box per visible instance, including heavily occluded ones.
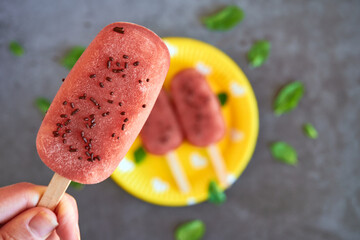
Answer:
[29,211,58,237]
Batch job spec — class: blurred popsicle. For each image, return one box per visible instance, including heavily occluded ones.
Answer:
[171,68,228,187]
[141,90,190,193]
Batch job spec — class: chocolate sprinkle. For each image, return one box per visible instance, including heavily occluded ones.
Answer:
[90,74,96,78]
[106,77,112,82]
[113,27,124,34]
[71,109,80,116]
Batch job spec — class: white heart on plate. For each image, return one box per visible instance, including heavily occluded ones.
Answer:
[151,177,169,193]
[190,153,208,169]
[187,197,197,206]
[117,158,135,173]
[230,82,246,97]
[230,129,245,142]
[195,62,212,75]
[164,41,178,57]
[227,174,237,185]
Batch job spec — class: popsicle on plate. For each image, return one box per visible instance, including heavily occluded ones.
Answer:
[141,89,190,192]
[36,22,170,187]
[171,68,227,186]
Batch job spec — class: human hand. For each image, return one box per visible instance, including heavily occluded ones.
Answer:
[0,182,80,240]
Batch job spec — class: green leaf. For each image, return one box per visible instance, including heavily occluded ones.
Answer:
[270,141,298,165]
[35,98,51,115]
[217,92,228,106]
[208,180,226,205]
[202,5,245,31]
[9,41,24,56]
[273,81,304,115]
[61,46,86,69]
[303,123,318,139]
[247,40,271,68]
[175,220,206,240]
[134,146,146,164]
[69,181,84,190]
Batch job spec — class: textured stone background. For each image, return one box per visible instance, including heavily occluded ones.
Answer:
[0,0,359,239]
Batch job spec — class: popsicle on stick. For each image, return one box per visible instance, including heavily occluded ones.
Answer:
[170,68,228,187]
[140,89,190,193]
[36,22,170,209]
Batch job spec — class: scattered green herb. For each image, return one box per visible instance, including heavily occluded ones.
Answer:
[134,146,146,164]
[202,5,245,31]
[217,92,228,106]
[247,40,271,68]
[208,180,226,204]
[69,181,84,190]
[303,123,318,139]
[35,98,51,115]
[273,81,304,115]
[270,141,298,165]
[175,220,205,240]
[9,41,24,56]
[61,46,86,69]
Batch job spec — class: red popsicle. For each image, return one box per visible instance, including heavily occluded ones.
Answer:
[171,68,228,186]
[36,22,170,209]
[141,89,190,192]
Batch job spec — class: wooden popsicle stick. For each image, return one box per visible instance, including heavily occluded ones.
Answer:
[207,144,228,187]
[37,173,71,211]
[166,151,191,193]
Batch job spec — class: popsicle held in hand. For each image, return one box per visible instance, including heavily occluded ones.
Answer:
[141,89,190,193]
[170,68,228,187]
[36,22,170,210]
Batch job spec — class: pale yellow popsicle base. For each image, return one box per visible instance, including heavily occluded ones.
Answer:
[207,144,228,187]
[37,173,71,211]
[166,151,190,193]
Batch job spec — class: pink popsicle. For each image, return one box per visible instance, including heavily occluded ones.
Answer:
[171,68,228,186]
[36,22,170,185]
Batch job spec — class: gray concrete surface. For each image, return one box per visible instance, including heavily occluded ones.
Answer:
[1,0,359,239]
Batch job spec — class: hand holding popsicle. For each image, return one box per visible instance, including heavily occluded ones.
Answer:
[36,23,170,209]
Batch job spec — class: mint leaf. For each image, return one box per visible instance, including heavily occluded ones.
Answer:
[134,146,146,164]
[69,181,84,190]
[175,220,205,240]
[35,98,51,115]
[303,123,318,139]
[217,92,228,106]
[208,180,226,205]
[270,141,298,165]
[273,81,304,115]
[247,40,271,68]
[9,41,24,56]
[61,46,86,69]
[202,5,244,31]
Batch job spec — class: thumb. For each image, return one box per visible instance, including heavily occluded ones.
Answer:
[0,207,58,240]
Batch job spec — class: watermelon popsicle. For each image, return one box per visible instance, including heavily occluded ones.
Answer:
[36,22,170,210]
[141,89,190,193]
[170,68,228,187]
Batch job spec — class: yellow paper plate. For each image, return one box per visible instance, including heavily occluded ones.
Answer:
[111,37,259,206]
